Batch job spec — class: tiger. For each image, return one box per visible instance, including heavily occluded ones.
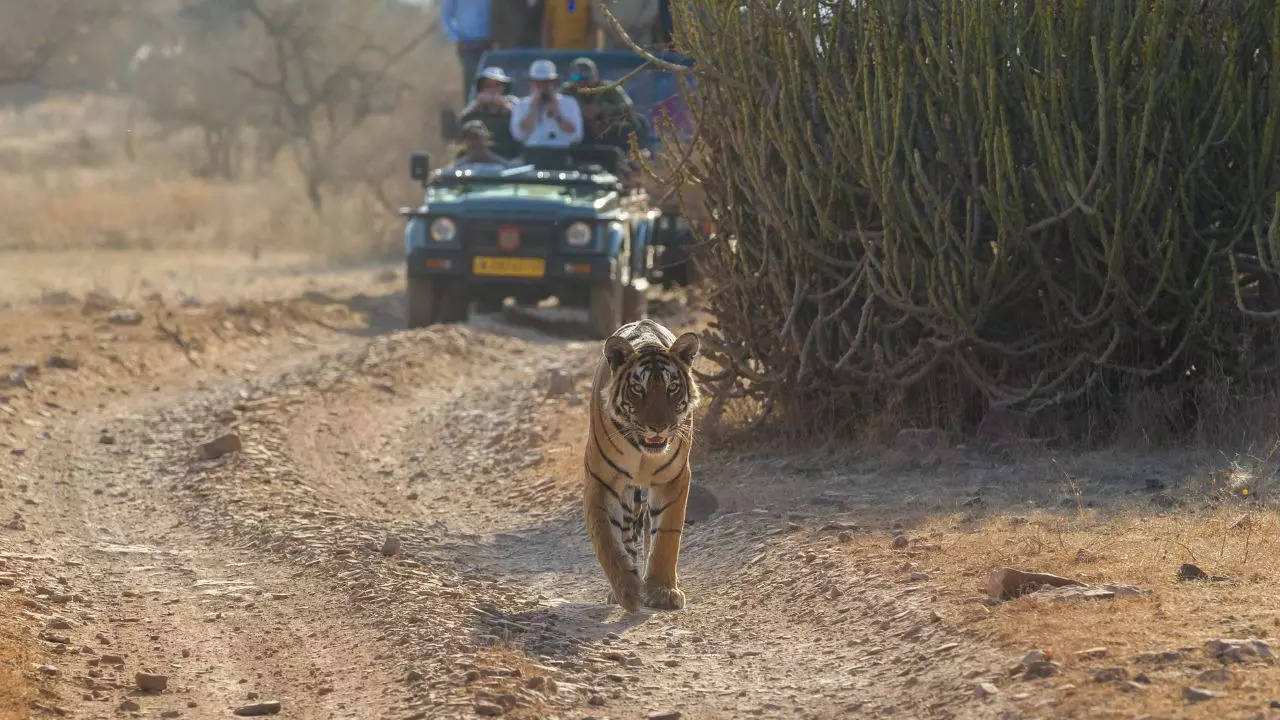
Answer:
[583,318,701,611]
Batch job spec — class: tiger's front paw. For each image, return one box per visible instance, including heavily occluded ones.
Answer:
[605,578,643,612]
[642,582,686,610]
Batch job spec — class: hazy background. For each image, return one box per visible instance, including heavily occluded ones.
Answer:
[0,0,458,264]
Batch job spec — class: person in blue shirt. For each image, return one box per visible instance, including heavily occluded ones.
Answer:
[440,0,494,105]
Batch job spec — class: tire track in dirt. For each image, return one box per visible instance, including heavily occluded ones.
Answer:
[2,322,417,718]
[118,318,1021,719]
[4,287,1021,719]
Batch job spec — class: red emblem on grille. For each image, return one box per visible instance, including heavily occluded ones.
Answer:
[497,227,520,251]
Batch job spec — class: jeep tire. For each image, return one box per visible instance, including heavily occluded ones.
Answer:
[406,276,470,329]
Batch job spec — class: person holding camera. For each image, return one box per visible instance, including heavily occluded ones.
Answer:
[459,67,519,150]
[509,59,583,149]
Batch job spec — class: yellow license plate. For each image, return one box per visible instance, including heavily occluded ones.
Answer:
[472,256,546,278]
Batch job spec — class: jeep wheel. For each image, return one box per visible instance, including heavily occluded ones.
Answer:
[588,277,623,340]
[622,284,647,323]
[438,285,470,324]
[406,277,470,328]
[406,276,439,329]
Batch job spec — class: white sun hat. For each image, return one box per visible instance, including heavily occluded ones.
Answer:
[527,58,559,81]
[479,66,512,84]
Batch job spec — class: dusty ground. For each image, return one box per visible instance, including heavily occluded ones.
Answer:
[3,251,1280,720]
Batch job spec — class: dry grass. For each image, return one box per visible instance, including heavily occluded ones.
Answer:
[843,451,1280,719]
[0,93,423,264]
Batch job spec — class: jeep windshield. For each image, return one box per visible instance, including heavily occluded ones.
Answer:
[428,182,611,207]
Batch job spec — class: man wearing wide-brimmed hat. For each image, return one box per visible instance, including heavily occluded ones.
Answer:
[455,120,514,168]
[460,66,519,148]
[509,59,583,149]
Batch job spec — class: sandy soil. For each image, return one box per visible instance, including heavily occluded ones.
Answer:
[2,251,1279,720]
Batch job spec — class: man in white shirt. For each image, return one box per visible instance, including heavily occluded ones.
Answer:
[509,59,583,149]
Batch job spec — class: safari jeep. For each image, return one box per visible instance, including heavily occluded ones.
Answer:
[399,147,655,339]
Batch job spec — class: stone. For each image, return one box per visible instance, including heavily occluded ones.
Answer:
[136,672,168,692]
[1021,650,1049,665]
[1196,668,1231,683]
[381,535,402,557]
[1178,562,1208,581]
[987,567,1084,601]
[892,535,909,549]
[232,701,281,716]
[1022,661,1060,680]
[1183,687,1223,702]
[106,308,144,326]
[1205,638,1274,663]
[45,354,79,370]
[971,682,1000,699]
[1091,667,1128,683]
[474,701,504,716]
[1133,650,1182,665]
[1177,563,1230,581]
[198,433,242,460]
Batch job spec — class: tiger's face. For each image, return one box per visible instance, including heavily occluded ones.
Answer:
[602,332,701,455]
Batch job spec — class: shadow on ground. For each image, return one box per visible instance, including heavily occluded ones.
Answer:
[300,289,407,337]
[434,442,1260,664]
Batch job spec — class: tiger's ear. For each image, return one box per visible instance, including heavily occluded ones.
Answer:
[603,335,635,371]
[669,332,700,365]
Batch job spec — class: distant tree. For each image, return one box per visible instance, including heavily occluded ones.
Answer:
[231,0,438,211]
[0,0,125,88]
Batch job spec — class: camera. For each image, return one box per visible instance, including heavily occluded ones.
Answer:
[539,89,553,103]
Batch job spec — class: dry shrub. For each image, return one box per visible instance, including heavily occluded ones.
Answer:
[673,0,1280,447]
[0,0,459,266]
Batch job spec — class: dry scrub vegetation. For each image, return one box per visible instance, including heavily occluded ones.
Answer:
[0,0,458,265]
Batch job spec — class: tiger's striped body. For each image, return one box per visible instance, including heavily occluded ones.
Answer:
[583,319,701,611]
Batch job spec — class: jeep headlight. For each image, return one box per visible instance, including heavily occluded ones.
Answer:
[565,221,592,247]
[429,217,457,242]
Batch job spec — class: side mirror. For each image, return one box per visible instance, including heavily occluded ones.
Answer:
[410,152,431,186]
[439,108,460,141]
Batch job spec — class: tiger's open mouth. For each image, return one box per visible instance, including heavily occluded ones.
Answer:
[641,433,668,450]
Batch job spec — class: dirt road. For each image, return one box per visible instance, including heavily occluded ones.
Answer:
[0,252,1029,720]
[12,252,1275,720]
